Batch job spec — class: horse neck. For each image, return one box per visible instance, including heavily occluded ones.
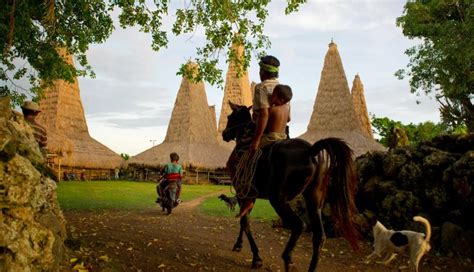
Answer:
[235,121,254,147]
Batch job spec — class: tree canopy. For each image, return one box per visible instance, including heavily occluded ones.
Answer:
[371,115,466,147]
[1,0,306,106]
[396,0,474,132]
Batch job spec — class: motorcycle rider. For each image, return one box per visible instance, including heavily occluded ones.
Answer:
[156,152,183,207]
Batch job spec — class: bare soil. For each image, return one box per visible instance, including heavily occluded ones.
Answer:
[62,191,473,271]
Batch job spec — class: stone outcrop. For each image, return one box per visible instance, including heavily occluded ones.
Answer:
[355,134,474,257]
[0,96,66,271]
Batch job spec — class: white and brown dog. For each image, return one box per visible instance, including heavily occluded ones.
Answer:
[366,216,431,272]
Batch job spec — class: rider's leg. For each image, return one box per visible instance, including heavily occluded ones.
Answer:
[175,179,182,202]
[159,180,168,199]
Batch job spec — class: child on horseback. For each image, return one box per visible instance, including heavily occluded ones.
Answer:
[156,152,183,205]
[237,84,293,218]
[258,84,292,148]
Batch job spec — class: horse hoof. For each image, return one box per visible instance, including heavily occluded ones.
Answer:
[252,258,263,269]
[285,262,297,272]
[232,245,242,252]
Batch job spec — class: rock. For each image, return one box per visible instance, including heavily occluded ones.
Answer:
[452,151,474,179]
[441,222,474,257]
[382,153,407,179]
[0,96,66,271]
[397,162,423,190]
[423,150,457,171]
[428,134,474,154]
[356,133,474,256]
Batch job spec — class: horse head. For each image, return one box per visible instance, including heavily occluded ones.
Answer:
[222,101,252,142]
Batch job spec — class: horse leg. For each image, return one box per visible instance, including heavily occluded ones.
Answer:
[232,198,249,251]
[303,190,326,272]
[240,205,263,268]
[232,222,244,252]
[269,196,305,272]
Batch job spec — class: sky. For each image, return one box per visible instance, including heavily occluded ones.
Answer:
[75,0,441,156]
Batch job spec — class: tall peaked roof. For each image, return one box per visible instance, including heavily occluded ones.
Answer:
[217,43,252,148]
[38,48,123,169]
[351,74,374,139]
[129,62,231,169]
[298,41,385,157]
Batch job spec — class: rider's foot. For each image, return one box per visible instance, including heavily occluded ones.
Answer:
[236,200,254,219]
[155,198,162,203]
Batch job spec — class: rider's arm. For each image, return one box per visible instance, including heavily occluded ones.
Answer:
[287,103,291,122]
[250,107,269,152]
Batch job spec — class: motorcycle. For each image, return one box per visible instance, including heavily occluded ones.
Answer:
[156,178,179,215]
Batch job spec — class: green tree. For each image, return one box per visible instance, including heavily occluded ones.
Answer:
[371,115,451,146]
[396,0,474,132]
[1,0,306,106]
[120,153,130,161]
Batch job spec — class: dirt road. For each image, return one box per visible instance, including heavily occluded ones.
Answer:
[62,191,472,271]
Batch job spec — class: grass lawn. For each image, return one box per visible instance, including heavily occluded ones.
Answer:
[199,196,278,222]
[57,181,225,210]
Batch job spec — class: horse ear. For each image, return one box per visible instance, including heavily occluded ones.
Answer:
[229,101,238,111]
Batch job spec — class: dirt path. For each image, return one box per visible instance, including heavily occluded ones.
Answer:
[62,192,473,271]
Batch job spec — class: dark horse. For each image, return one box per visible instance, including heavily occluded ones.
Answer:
[222,102,360,272]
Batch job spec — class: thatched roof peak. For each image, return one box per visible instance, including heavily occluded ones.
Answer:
[298,43,385,157]
[38,48,123,169]
[217,41,252,150]
[351,74,374,138]
[129,70,231,169]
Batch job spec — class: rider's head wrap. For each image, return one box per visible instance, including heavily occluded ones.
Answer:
[259,55,280,74]
[259,62,279,73]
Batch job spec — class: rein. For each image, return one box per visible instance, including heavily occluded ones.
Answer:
[225,121,249,134]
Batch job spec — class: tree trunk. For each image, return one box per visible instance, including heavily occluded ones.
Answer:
[461,97,474,133]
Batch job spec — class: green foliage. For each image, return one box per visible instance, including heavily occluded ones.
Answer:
[120,153,130,160]
[57,181,223,210]
[1,0,306,106]
[1,0,113,106]
[371,115,452,146]
[396,0,474,132]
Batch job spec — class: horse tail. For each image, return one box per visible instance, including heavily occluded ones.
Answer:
[310,137,361,250]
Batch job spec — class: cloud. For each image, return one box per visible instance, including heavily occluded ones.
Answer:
[265,1,401,38]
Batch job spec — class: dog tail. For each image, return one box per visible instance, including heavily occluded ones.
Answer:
[414,216,431,242]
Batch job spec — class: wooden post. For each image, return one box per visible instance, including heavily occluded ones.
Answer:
[196,169,199,184]
[58,157,61,182]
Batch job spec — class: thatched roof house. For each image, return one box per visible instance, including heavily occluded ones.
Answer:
[351,74,374,139]
[298,41,385,157]
[217,43,253,149]
[129,63,231,169]
[38,48,123,169]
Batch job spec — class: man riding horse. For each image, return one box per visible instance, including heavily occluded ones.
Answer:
[227,55,289,217]
[222,56,360,271]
